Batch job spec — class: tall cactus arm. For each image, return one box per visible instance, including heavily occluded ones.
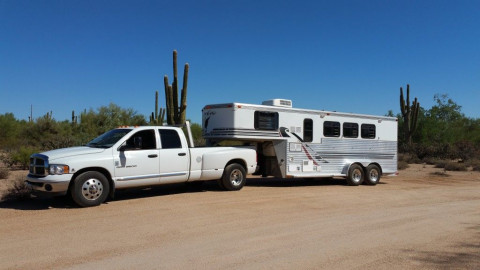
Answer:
[179,63,189,124]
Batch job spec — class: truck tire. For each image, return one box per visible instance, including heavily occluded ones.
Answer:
[71,171,110,207]
[347,164,364,186]
[221,164,246,191]
[364,164,381,185]
[216,178,226,190]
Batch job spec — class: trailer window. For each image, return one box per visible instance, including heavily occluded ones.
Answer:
[254,111,279,130]
[159,129,182,149]
[323,121,340,137]
[343,122,359,138]
[303,119,313,142]
[361,124,376,139]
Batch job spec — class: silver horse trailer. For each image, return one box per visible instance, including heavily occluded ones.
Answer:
[202,99,398,185]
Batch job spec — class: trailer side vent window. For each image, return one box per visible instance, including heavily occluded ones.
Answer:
[343,122,359,138]
[303,119,313,142]
[254,111,279,130]
[324,121,340,137]
[361,124,376,139]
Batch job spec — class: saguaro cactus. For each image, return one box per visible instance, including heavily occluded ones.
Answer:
[150,90,165,125]
[164,50,189,125]
[72,110,78,124]
[400,84,420,145]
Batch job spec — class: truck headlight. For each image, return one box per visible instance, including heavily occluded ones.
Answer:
[49,165,69,175]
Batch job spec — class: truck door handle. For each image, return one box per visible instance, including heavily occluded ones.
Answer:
[148,154,158,158]
[178,153,186,156]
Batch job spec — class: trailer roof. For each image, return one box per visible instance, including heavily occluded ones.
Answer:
[203,102,397,122]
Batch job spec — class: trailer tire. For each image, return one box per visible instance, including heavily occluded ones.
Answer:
[221,163,246,191]
[71,171,110,207]
[347,164,364,186]
[364,164,381,185]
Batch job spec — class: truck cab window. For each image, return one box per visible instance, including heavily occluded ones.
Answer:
[159,129,182,149]
[125,129,156,150]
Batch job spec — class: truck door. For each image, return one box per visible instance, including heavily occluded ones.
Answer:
[158,129,189,183]
[114,129,160,185]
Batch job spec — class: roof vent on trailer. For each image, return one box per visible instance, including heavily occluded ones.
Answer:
[262,99,292,108]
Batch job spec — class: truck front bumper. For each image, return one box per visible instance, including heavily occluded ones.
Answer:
[25,174,72,196]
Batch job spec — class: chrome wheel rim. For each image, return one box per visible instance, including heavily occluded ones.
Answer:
[230,169,243,186]
[352,168,363,183]
[81,178,104,201]
[369,169,379,182]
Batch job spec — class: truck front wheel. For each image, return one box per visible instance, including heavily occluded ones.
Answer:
[71,171,110,207]
[221,164,246,191]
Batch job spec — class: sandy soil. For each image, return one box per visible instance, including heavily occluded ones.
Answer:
[1,164,479,270]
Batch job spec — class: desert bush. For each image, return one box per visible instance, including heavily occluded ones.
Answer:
[465,159,480,172]
[472,164,480,172]
[434,160,448,169]
[0,174,31,202]
[0,167,9,179]
[452,141,477,161]
[398,160,409,170]
[11,146,39,170]
[430,171,450,177]
[422,157,440,165]
[398,153,421,164]
[444,161,467,171]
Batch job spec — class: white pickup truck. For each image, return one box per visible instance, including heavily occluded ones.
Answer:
[26,123,257,207]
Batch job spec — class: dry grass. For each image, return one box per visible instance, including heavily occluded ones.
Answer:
[398,153,422,164]
[466,159,480,172]
[0,173,31,202]
[430,171,450,177]
[0,167,9,179]
[444,161,468,171]
[398,160,409,170]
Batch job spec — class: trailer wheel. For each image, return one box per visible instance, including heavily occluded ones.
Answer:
[347,164,364,186]
[71,171,110,207]
[221,163,246,191]
[364,164,381,185]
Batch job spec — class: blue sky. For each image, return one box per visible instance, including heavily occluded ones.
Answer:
[1,0,479,124]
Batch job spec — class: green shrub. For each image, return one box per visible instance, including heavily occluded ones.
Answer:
[0,167,9,179]
[11,146,39,170]
[444,161,467,171]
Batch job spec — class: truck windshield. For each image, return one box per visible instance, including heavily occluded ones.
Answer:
[86,129,132,148]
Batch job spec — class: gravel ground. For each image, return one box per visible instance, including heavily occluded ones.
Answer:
[1,164,479,270]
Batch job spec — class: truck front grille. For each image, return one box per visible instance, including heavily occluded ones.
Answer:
[29,154,49,177]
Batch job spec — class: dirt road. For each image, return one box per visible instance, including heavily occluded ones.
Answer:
[1,164,479,269]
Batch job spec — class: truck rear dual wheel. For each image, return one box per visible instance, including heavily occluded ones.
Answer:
[220,164,246,191]
[71,171,110,207]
